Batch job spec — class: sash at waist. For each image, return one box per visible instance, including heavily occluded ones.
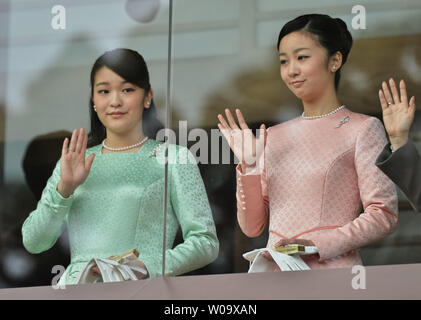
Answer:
[269,225,341,239]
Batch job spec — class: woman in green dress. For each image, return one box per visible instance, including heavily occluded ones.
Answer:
[21,48,219,285]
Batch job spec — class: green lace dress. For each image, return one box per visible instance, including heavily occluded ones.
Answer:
[22,139,219,285]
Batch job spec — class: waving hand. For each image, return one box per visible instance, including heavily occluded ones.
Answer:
[379,78,416,151]
[57,128,95,198]
[217,109,267,173]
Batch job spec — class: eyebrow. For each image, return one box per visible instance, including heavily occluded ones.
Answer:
[95,80,132,87]
[279,47,310,56]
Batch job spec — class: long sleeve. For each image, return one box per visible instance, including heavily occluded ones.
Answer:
[141,146,219,277]
[376,140,421,213]
[22,161,72,254]
[235,148,269,238]
[311,117,398,261]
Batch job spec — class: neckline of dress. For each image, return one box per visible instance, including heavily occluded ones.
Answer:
[300,106,347,121]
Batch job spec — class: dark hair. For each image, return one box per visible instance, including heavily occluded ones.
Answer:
[88,48,164,147]
[277,14,353,90]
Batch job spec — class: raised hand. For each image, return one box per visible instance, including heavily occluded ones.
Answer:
[379,78,416,151]
[217,109,267,173]
[57,128,95,198]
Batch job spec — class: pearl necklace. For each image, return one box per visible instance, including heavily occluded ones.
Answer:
[102,136,149,152]
[301,105,345,119]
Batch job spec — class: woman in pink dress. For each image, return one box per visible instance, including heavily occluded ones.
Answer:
[218,14,398,269]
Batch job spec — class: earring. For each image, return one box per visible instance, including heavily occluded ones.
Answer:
[93,105,97,112]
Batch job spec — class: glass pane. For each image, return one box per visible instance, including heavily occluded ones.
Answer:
[0,0,170,288]
[2,0,421,289]
[169,0,421,277]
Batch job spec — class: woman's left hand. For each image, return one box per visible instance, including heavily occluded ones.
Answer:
[91,265,101,277]
[126,260,148,279]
